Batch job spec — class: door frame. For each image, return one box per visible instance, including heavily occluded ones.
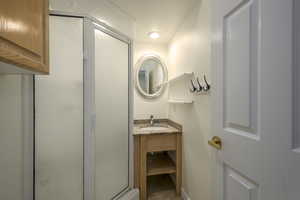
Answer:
[211,1,223,199]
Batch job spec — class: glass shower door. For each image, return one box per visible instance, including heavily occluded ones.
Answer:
[35,16,84,200]
[94,26,130,199]
[84,20,132,200]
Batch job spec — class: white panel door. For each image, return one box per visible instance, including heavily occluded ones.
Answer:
[211,0,300,199]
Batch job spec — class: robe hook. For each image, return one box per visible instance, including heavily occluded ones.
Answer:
[190,79,197,93]
[196,77,203,92]
[203,75,210,91]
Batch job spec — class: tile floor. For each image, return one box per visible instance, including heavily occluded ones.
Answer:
[147,175,182,200]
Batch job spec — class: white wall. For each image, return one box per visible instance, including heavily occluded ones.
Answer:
[167,0,212,199]
[49,0,135,38]
[0,75,33,200]
[0,76,24,200]
[134,42,169,119]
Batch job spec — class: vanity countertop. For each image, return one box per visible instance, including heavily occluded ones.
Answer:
[133,119,182,135]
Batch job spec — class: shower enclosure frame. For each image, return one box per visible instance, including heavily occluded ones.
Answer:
[36,11,134,200]
[81,13,134,200]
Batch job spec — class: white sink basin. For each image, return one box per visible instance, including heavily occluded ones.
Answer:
[139,126,170,132]
[134,123,180,135]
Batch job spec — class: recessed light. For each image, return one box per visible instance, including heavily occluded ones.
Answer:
[148,32,160,39]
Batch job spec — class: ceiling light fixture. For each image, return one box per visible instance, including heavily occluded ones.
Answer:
[148,32,160,39]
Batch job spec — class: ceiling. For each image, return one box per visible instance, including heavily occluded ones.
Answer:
[108,0,197,44]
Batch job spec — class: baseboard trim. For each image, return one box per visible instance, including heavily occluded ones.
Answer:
[181,188,191,200]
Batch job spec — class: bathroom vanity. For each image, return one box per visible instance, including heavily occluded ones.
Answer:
[134,119,182,200]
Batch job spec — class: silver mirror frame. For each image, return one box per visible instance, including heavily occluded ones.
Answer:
[135,54,168,99]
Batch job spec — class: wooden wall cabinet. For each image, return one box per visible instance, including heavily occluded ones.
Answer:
[0,0,49,74]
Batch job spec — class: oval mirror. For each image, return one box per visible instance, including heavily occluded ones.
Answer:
[135,55,168,99]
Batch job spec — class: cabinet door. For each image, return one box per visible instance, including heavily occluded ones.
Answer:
[0,0,49,73]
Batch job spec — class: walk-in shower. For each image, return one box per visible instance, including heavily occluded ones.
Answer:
[35,13,135,200]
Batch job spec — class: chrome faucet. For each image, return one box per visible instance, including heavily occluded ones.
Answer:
[150,115,154,126]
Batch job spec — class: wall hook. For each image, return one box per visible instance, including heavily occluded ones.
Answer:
[203,75,210,91]
[190,79,197,93]
[196,77,203,92]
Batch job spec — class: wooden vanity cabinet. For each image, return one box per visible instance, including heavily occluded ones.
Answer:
[0,0,49,74]
[134,132,182,200]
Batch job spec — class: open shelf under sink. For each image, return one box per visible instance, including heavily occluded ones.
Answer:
[147,153,176,176]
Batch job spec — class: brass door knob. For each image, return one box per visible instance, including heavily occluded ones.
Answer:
[208,136,222,150]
